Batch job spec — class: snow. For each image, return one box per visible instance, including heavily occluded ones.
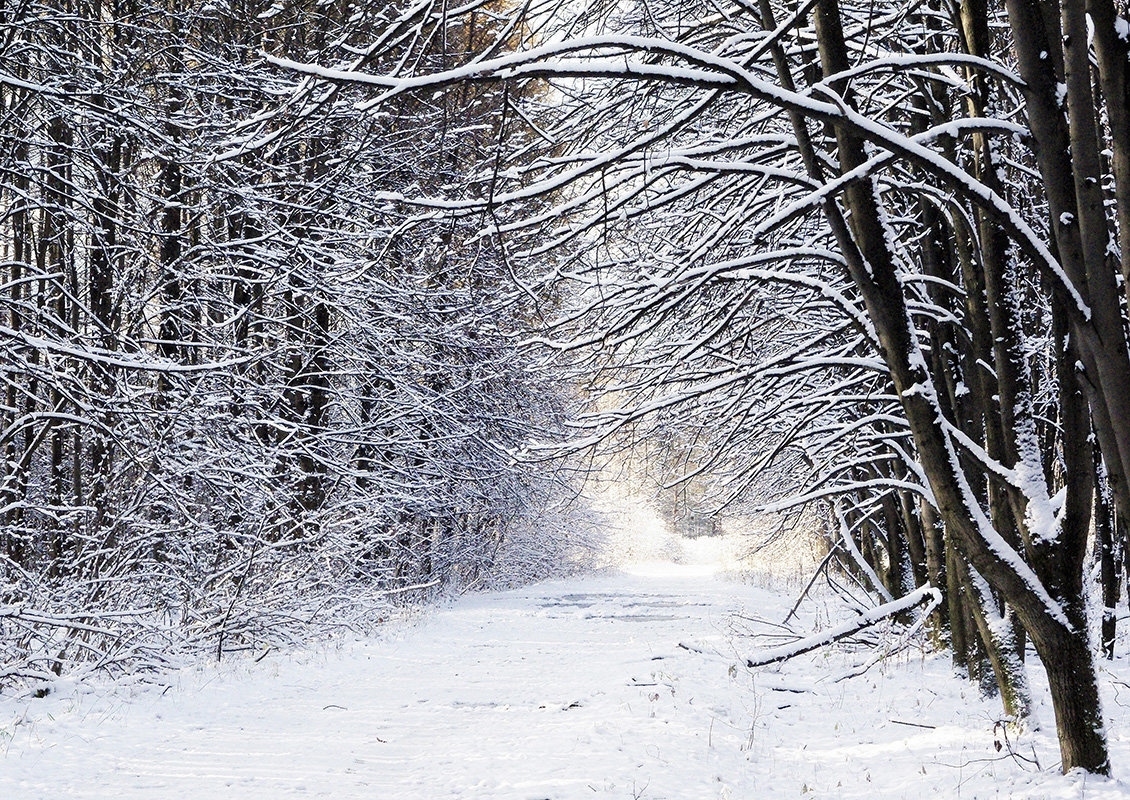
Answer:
[4,536,1130,799]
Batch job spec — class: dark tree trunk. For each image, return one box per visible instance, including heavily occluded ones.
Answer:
[813,0,1109,771]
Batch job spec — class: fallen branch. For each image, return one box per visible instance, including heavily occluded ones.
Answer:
[833,583,943,682]
[744,585,942,668]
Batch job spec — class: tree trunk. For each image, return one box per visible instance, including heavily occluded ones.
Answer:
[813,0,1109,771]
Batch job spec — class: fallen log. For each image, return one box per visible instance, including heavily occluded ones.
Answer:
[744,585,942,668]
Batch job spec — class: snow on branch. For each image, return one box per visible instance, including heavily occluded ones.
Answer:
[264,34,749,101]
[743,585,942,668]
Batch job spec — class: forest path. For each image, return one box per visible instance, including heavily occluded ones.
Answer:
[0,563,777,799]
[3,559,1128,799]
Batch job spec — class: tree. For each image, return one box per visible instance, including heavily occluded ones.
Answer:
[282,0,1130,773]
[0,0,582,685]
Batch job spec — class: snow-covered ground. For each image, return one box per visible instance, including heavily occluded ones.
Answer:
[2,533,1130,799]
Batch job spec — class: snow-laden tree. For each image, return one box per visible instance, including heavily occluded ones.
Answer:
[279,0,1130,773]
[0,0,586,685]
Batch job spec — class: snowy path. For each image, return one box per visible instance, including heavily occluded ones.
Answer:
[2,564,768,799]
[3,562,1130,799]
